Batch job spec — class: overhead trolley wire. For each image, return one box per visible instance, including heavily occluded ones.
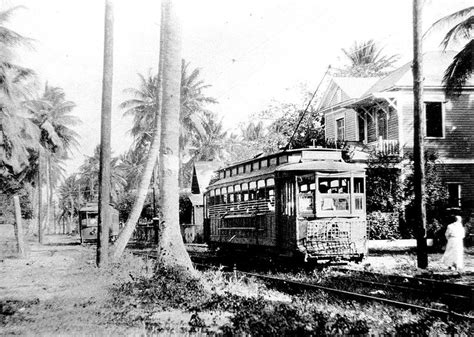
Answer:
[284,65,331,151]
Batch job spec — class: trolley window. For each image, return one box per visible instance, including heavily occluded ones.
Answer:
[353,177,365,211]
[252,161,259,171]
[228,186,234,203]
[238,165,245,174]
[297,174,316,218]
[317,177,350,214]
[245,163,251,172]
[249,181,257,200]
[242,182,249,201]
[215,188,221,205]
[266,178,275,203]
[231,167,237,176]
[234,184,241,202]
[257,180,266,200]
[221,187,227,204]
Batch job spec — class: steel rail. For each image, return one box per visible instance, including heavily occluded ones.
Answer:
[130,251,474,321]
[241,271,474,322]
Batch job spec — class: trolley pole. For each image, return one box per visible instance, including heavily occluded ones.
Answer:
[412,0,428,269]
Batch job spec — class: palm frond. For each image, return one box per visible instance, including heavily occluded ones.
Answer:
[424,6,474,39]
[440,16,474,48]
[443,40,474,97]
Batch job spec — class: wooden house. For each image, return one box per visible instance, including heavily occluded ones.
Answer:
[181,160,222,242]
[321,51,474,212]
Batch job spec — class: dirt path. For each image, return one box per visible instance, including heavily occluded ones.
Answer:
[0,235,141,336]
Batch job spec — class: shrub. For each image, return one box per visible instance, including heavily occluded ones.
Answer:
[368,211,401,240]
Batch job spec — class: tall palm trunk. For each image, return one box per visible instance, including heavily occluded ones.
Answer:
[156,0,194,272]
[44,154,51,235]
[37,151,44,244]
[97,0,114,267]
[111,3,166,261]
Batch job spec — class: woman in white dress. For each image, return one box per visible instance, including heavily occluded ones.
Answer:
[441,215,465,270]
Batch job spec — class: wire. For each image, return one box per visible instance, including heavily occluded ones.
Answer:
[284,65,331,151]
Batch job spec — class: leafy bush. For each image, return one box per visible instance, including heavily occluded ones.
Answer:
[112,265,209,312]
[368,211,401,240]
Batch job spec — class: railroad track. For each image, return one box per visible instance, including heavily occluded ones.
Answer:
[331,267,474,311]
[130,250,474,322]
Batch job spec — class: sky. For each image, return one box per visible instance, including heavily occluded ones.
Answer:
[5,0,472,175]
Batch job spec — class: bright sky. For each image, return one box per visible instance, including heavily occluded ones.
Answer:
[5,0,472,175]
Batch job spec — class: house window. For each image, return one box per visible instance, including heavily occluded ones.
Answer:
[336,117,345,141]
[377,111,388,140]
[357,114,366,143]
[425,102,443,138]
[447,183,461,207]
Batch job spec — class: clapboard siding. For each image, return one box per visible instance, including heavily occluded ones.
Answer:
[325,111,336,139]
[436,163,474,210]
[345,109,357,140]
[325,108,357,141]
[400,92,474,159]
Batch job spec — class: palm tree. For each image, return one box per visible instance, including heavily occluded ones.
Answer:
[25,84,80,237]
[0,6,37,186]
[425,6,474,96]
[0,6,34,99]
[117,147,146,191]
[240,121,265,142]
[156,0,194,272]
[78,145,126,204]
[122,61,217,153]
[58,173,81,233]
[120,71,160,151]
[339,39,399,77]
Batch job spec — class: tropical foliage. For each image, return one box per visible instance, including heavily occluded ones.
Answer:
[337,39,399,77]
[425,6,474,96]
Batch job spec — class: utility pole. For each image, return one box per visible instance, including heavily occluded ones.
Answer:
[412,0,428,269]
[97,0,114,267]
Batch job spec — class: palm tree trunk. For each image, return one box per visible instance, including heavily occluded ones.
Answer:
[37,151,44,244]
[111,2,166,261]
[69,195,74,234]
[156,0,194,272]
[97,0,114,267]
[44,154,51,235]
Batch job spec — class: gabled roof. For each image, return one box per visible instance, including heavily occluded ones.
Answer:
[363,51,474,96]
[191,160,223,195]
[319,76,379,110]
[332,77,380,98]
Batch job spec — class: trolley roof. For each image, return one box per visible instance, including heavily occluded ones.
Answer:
[206,147,365,190]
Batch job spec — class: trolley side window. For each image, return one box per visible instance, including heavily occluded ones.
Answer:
[228,185,234,203]
[353,177,365,211]
[317,177,351,214]
[234,184,241,202]
[249,181,257,200]
[257,180,266,200]
[242,182,249,201]
[297,174,316,218]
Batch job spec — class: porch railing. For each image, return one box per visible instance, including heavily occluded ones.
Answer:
[374,138,400,156]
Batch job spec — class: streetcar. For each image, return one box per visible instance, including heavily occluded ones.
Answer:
[203,147,367,264]
[78,202,120,243]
